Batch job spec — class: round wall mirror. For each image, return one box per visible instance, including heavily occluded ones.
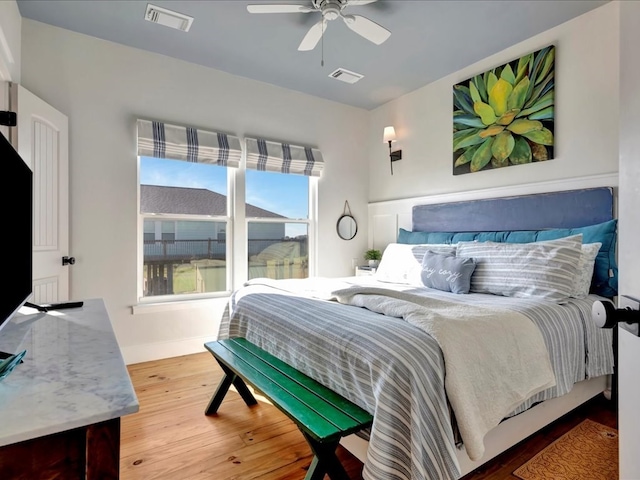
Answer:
[337,214,357,240]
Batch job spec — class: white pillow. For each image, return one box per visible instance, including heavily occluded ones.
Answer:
[571,242,602,298]
[456,235,583,303]
[375,243,457,286]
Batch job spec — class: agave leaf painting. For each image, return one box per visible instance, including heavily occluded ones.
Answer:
[453,45,555,175]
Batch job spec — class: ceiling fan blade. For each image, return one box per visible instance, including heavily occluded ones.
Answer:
[298,19,327,51]
[247,4,314,14]
[347,0,378,6]
[342,14,390,45]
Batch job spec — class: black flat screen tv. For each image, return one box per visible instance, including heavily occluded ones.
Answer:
[0,131,32,334]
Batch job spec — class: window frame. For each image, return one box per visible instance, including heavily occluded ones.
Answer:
[136,144,318,304]
[242,171,317,285]
[136,162,236,303]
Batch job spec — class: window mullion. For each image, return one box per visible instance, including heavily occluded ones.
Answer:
[232,155,247,290]
[308,176,318,277]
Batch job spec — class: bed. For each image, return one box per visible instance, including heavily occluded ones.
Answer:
[217,187,616,480]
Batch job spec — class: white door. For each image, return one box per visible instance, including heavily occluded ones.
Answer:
[0,82,8,140]
[619,2,640,478]
[10,83,70,304]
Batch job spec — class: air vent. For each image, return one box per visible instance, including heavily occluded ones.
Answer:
[145,4,194,32]
[329,68,364,84]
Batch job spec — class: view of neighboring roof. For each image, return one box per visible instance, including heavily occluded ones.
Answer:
[140,185,284,218]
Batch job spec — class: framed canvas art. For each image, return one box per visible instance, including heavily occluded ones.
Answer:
[453,45,555,175]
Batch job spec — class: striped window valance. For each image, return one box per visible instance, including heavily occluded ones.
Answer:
[245,137,324,177]
[137,119,242,168]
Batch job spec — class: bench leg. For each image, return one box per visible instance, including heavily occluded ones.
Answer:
[302,433,349,480]
[205,361,257,415]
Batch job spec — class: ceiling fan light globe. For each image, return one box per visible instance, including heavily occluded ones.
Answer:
[323,4,341,21]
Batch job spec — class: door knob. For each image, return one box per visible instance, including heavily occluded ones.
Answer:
[592,298,640,329]
[62,256,76,266]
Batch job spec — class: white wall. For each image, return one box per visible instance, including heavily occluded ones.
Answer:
[618,1,640,477]
[20,20,369,363]
[0,0,21,83]
[367,2,619,203]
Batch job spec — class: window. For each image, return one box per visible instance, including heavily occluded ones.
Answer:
[137,121,323,302]
[244,137,323,283]
[246,170,309,280]
[140,156,229,298]
[136,120,242,301]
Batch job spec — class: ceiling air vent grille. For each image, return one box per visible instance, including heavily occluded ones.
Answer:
[329,68,364,84]
[145,4,194,32]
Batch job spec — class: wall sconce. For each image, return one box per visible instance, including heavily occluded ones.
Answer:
[383,126,402,175]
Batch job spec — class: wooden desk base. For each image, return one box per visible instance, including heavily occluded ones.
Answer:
[0,418,121,480]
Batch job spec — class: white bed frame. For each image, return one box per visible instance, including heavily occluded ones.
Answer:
[351,173,618,477]
[340,376,609,476]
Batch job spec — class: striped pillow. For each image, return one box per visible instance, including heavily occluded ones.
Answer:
[571,242,602,299]
[456,235,583,302]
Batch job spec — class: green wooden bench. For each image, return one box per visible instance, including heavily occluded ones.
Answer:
[204,337,373,480]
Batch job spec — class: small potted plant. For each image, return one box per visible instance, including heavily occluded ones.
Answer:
[364,249,382,268]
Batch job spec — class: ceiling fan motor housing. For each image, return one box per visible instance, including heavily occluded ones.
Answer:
[313,0,347,21]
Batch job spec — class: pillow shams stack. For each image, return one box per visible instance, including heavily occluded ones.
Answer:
[456,235,584,302]
[375,243,457,285]
[397,219,617,297]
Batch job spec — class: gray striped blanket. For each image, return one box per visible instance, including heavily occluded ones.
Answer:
[218,278,613,480]
[330,285,556,462]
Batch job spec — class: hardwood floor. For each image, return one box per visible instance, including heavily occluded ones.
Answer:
[121,352,617,480]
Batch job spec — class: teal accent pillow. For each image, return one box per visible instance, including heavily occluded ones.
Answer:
[397,219,618,297]
[397,229,451,244]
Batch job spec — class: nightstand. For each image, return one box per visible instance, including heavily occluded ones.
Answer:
[355,266,376,276]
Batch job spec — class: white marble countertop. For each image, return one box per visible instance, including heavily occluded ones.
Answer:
[0,298,139,447]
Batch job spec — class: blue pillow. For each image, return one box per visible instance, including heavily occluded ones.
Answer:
[398,219,618,297]
[421,250,476,294]
[398,229,451,244]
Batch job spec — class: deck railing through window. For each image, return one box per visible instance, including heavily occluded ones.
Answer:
[143,238,308,296]
[143,238,307,261]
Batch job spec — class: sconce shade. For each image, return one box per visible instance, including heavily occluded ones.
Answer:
[383,126,402,175]
[383,126,397,143]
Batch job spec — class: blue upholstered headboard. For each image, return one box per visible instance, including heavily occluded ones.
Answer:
[412,187,614,232]
[403,187,617,297]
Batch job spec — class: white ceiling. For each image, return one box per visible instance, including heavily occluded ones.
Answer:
[16,0,609,110]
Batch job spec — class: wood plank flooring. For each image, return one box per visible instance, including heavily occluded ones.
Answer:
[121,352,617,480]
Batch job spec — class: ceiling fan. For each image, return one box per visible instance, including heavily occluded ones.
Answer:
[247,0,391,51]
